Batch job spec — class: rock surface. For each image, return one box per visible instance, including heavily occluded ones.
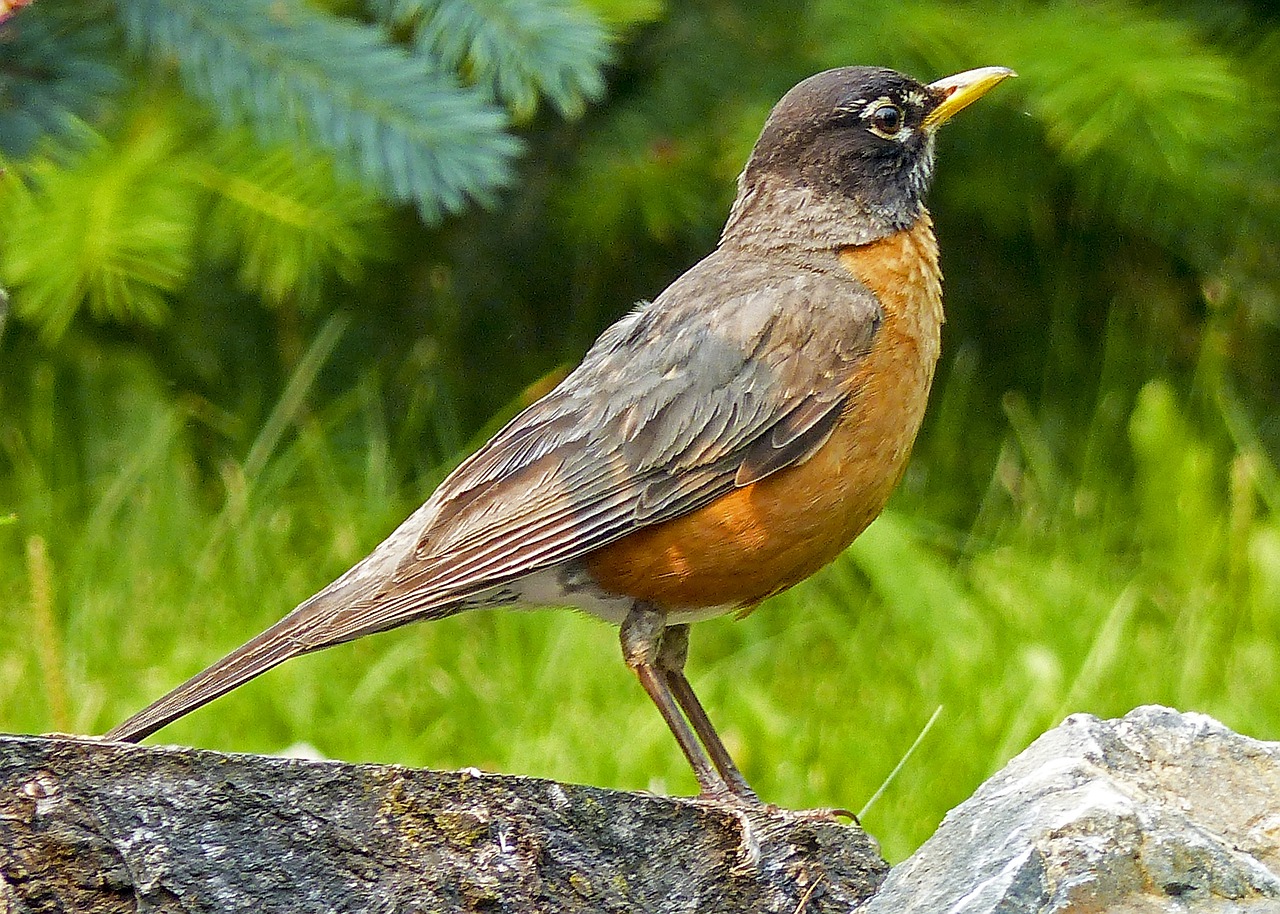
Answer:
[860,705,1280,913]
[0,734,885,913]
[2,707,1274,913]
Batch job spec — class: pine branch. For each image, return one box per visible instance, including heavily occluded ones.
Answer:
[380,0,610,119]
[118,0,519,221]
[0,121,198,340]
[0,1,125,157]
[195,131,392,307]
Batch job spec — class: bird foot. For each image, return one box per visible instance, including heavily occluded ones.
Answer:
[694,782,762,808]
[693,789,858,826]
[776,804,860,826]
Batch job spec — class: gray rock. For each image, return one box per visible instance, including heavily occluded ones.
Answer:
[0,734,885,913]
[860,706,1280,913]
[3,707,1274,912]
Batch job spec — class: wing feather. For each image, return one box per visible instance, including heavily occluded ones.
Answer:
[106,248,884,743]
[297,251,881,647]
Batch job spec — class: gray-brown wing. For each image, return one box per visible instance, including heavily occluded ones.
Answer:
[104,250,881,744]
[299,249,882,645]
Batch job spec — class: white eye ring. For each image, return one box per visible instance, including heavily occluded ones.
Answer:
[868,103,905,138]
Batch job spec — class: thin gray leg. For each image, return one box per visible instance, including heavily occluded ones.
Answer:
[620,605,732,799]
[658,624,758,800]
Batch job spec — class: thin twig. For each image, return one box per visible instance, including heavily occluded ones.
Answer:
[791,873,824,914]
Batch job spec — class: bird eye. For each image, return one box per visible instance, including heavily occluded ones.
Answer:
[869,104,904,137]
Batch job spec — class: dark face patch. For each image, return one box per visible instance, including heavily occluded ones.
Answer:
[743,67,944,226]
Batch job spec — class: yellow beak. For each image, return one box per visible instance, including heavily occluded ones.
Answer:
[922,66,1016,130]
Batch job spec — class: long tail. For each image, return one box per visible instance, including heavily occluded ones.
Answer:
[106,499,474,742]
[104,606,317,743]
[107,575,473,742]
[106,570,472,742]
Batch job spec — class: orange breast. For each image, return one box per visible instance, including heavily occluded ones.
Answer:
[584,217,943,610]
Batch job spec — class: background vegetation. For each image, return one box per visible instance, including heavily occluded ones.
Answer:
[2,0,1278,861]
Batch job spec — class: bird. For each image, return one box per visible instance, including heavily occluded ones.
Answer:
[106,64,1015,804]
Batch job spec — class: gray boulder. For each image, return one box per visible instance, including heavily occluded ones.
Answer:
[861,706,1280,913]
[1,706,1274,912]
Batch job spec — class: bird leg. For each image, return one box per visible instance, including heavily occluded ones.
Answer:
[657,623,758,801]
[620,605,757,803]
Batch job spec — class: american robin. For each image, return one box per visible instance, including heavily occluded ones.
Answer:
[107,65,1014,803]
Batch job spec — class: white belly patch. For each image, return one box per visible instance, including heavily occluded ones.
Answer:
[499,566,736,626]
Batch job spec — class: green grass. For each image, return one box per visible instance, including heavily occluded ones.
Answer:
[2,337,1278,863]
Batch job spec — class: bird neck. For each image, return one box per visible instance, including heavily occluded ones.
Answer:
[719,171,924,257]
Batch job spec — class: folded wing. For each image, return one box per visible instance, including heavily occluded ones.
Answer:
[106,250,880,742]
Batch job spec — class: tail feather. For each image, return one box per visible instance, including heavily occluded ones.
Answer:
[104,611,311,743]
[105,503,440,743]
[106,496,488,743]
[106,577,467,743]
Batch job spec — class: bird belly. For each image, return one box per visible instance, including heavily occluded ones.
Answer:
[580,220,943,614]
[506,566,734,625]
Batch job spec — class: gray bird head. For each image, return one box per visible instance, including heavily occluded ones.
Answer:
[725,66,1015,246]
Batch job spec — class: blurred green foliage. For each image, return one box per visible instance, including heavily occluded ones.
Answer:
[2,0,1279,861]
